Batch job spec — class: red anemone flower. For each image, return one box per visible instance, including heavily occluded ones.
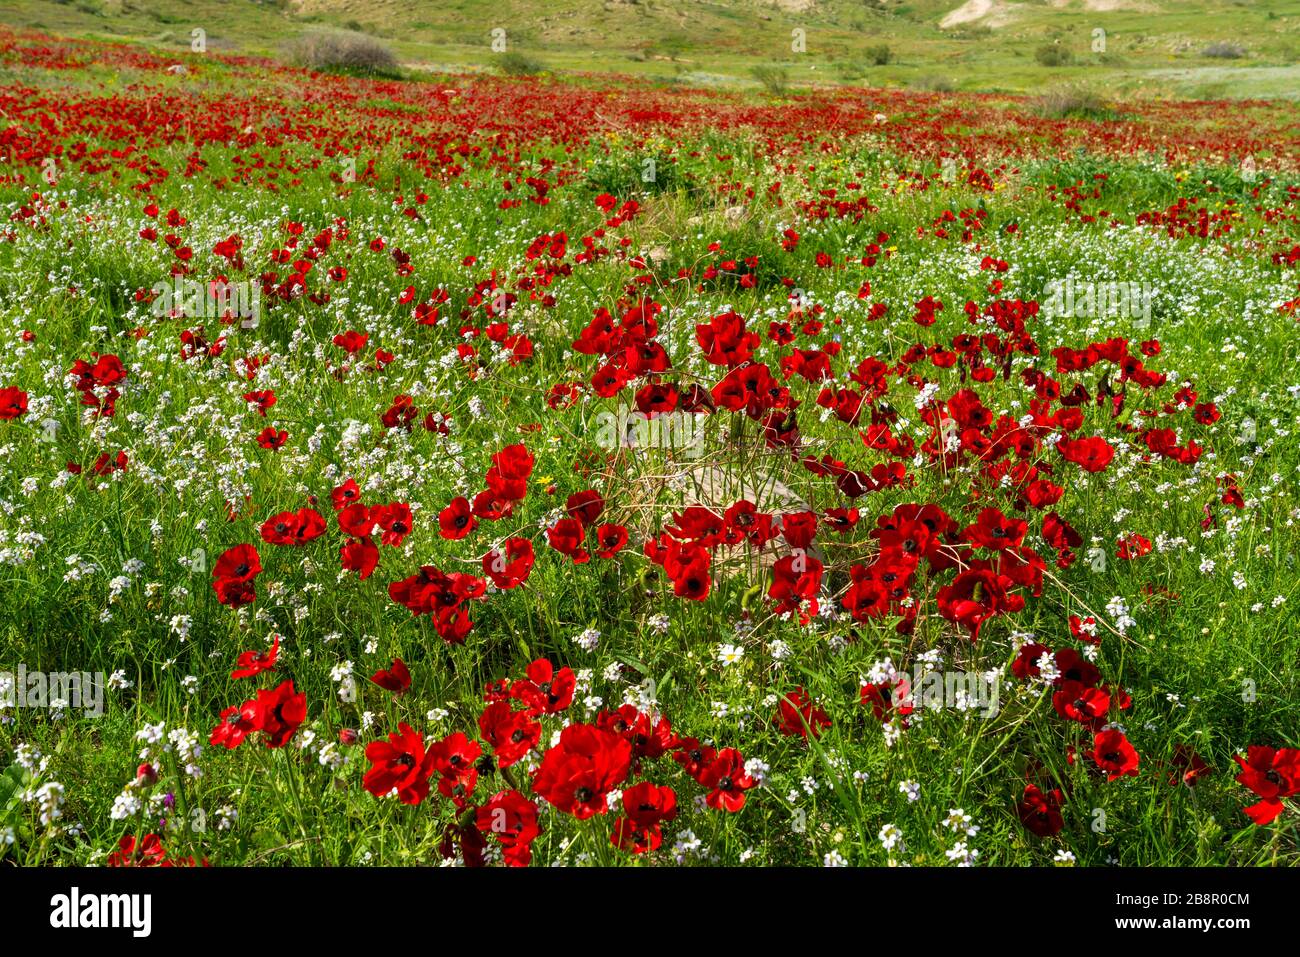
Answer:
[231,635,280,679]
[371,658,412,695]
[363,723,435,805]
[256,680,307,748]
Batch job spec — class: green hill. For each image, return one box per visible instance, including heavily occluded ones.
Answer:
[3,0,1299,96]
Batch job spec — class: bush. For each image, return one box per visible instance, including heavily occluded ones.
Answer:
[585,148,694,199]
[751,64,790,96]
[291,31,400,78]
[1035,44,1074,67]
[1032,85,1113,120]
[865,43,893,66]
[911,74,956,92]
[494,50,545,76]
[1203,42,1246,59]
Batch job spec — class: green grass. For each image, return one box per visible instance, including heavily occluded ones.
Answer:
[1,0,1298,96]
[0,27,1298,868]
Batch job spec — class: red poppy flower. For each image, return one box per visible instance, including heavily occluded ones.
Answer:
[546,517,589,563]
[1043,512,1083,553]
[696,310,759,366]
[209,699,262,749]
[475,790,541,866]
[256,680,307,748]
[256,426,288,450]
[337,502,375,537]
[822,506,860,532]
[381,394,419,430]
[1233,745,1300,825]
[428,731,482,805]
[107,833,167,867]
[672,737,718,779]
[1052,680,1110,723]
[1092,728,1140,780]
[212,543,261,607]
[478,700,542,768]
[1068,615,1100,644]
[594,523,628,558]
[214,543,262,581]
[213,576,257,607]
[485,443,535,503]
[231,635,280,679]
[469,489,507,521]
[671,554,712,601]
[778,511,818,551]
[612,781,678,854]
[1017,784,1064,837]
[1057,435,1115,473]
[843,574,891,621]
[482,537,535,589]
[243,389,276,416]
[936,567,1025,641]
[1170,745,1212,787]
[333,330,368,354]
[962,507,1027,552]
[768,552,823,619]
[532,724,632,819]
[509,658,576,715]
[773,687,831,738]
[371,658,412,695]
[860,677,914,722]
[260,508,326,546]
[722,500,775,546]
[363,723,435,805]
[698,747,754,812]
[89,451,129,476]
[1056,648,1101,687]
[1116,533,1152,560]
[596,704,676,764]
[0,386,27,420]
[564,489,605,527]
[438,496,477,540]
[372,502,414,546]
[340,536,379,579]
[330,478,362,510]
[1024,479,1064,509]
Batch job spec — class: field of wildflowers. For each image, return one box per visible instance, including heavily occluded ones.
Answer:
[1,28,1298,869]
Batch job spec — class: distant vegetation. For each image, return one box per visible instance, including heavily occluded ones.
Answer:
[1035,43,1074,68]
[751,64,790,95]
[493,50,546,76]
[289,30,401,78]
[1032,84,1115,120]
[0,0,1298,99]
[1203,42,1247,59]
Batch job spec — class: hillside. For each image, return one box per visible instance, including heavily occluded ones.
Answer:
[2,0,1298,96]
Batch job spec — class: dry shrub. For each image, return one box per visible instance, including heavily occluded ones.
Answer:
[291,31,400,78]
